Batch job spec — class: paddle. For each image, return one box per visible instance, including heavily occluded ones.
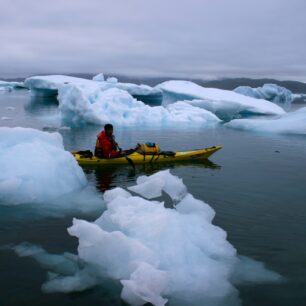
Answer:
[123,151,136,171]
[110,135,136,171]
[115,143,135,171]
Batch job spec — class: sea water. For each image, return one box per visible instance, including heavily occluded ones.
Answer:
[0,89,306,306]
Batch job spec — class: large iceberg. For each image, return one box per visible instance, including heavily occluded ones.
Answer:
[0,80,25,91]
[225,107,306,135]
[25,75,162,103]
[24,75,97,97]
[157,81,285,120]
[13,170,281,306]
[234,84,294,106]
[0,127,87,205]
[58,84,221,127]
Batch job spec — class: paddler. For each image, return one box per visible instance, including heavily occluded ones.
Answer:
[95,124,137,159]
[95,124,123,158]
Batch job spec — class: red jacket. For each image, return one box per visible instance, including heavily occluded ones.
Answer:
[96,131,121,159]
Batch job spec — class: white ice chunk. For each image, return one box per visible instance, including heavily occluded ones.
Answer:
[24,75,98,97]
[25,74,161,98]
[21,171,281,306]
[104,187,132,203]
[121,263,169,306]
[128,170,187,201]
[58,85,220,127]
[157,80,285,120]
[68,218,159,279]
[0,127,87,205]
[234,84,294,106]
[225,107,306,135]
[24,75,97,90]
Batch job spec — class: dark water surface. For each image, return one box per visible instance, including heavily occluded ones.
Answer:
[0,90,306,306]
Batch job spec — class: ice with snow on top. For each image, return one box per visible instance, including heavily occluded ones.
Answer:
[24,75,98,97]
[0,127,86,205]
[234,84,294,107]
[25,74,162,98]
[157,80,285,120]
[14,170,282,306]
[58,85,220,127]
[225,107,306,135]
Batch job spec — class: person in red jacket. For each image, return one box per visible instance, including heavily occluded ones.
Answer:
[95,124,122,158]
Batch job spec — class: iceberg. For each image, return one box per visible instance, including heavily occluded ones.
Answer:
[92,73,162,96]
[14,170,281,306]
[157,81,285,120]
[0,80,25,91]
[0,127,87,205]
[225,107,306,135]
[293,93,306,102]
[25,75,162,103]
[234,84,294,106]
[106,76,118,83]
[24,75,97,97]
[92,73,105,82]
[58,85,221,127]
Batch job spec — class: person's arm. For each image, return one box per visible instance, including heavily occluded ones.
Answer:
[100,138,121,159]
[109,150,122,158]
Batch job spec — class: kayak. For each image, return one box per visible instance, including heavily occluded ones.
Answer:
[72,146,222,166]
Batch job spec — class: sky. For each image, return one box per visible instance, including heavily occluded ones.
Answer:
[0,0,305,81]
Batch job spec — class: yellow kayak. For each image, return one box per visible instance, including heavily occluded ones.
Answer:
[72,146,222,166]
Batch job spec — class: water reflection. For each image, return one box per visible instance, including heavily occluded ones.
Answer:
[83,159,221,193]
[24,95,58,115]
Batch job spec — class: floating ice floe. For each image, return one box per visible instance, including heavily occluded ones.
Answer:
[225,107,306,135]
[234,84,294,106]
[157,81,285,120]
[25,75,162,103]
[0,127,87,205]
[11,170,282,306]
[58,85,221,127]
[0,80,25,91]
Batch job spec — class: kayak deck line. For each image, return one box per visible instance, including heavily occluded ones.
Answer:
[71,146,222,166]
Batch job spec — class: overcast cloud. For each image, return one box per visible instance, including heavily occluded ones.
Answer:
[0,0,305,80]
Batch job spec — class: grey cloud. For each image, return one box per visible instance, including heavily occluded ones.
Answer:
[0,0,305,81]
